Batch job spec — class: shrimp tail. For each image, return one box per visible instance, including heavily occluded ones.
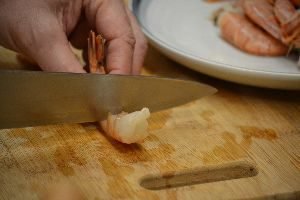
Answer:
[87,31,106,73]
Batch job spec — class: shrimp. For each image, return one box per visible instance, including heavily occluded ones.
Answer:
[87,31,151,144]
[243,0,282,40]
[217,11,288,56]
[100,108,151,144]
[242,0,300,48]
[274,0,297,24]
[274,0,300,48]
[233,0,246,9]
[87,31,106,73]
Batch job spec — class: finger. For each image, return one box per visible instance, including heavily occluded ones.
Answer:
[27,21,85,73]
[85,0,135,74]
[126,8,148,75]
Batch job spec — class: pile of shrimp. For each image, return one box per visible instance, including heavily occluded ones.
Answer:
[87,31,151,144]
[212,0,300,64]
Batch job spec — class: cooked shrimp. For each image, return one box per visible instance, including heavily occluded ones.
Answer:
[100,108,151,144]
[86,31,151,144]
[243,0,282,40]
[233,0,245,9]
[217,11,288,56]
[274,0,296,24]
[87,31,106,73]
[274,0,300,47]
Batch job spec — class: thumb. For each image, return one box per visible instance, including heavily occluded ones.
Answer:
[25,23,85,73]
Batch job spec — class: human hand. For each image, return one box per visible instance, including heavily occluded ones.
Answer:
[0,0,147,74]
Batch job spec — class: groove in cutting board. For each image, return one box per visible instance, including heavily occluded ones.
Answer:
[139,161,258,190]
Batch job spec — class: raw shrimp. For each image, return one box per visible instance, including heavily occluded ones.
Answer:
[217,11,288,56]
[100,108,151,144]
[243,0,282,40]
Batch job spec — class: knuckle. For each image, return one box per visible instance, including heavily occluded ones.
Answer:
[123,32,136,49]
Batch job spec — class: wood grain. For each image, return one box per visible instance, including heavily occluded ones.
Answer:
[0,43,300,200]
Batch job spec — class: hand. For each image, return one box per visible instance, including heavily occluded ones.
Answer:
[0,0,148,74]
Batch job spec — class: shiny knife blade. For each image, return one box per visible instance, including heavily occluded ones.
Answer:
[0,70,217,129]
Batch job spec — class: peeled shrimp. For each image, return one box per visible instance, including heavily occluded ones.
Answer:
[218,11,288,56]
[100,108,151,144]
[243,0,282,40]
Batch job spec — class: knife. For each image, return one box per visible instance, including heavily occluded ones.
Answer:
[0,70,217,129]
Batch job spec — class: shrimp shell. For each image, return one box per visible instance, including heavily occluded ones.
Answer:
[87,31,106,73]
[243,0,282,40]
[274,0,300,47]
[274,0,296,24]
[218,11,288,56]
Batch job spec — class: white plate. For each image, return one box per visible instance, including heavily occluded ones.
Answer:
[131,0,300,90]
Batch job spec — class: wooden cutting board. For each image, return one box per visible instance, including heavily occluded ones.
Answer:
[0,46,299,200]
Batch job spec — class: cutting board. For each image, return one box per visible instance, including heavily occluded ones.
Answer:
[0,46,300,199]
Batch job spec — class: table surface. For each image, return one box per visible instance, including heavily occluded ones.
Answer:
[0,45,299,199]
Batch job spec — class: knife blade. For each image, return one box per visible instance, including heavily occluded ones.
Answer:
[0,70,217,129]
